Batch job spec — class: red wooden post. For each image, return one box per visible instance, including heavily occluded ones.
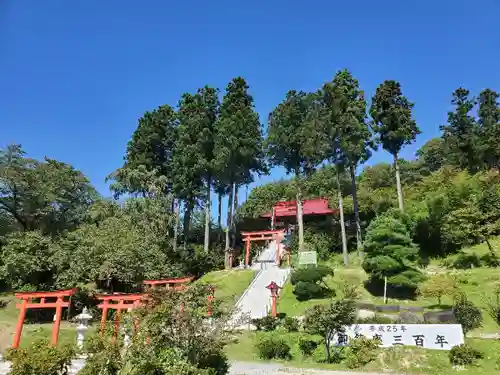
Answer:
[51,297,63,346]
[245,237,251,267]
[266,281,281,318]
[271,295,277,317]
[100,300,109,334]
[12,299,27,349]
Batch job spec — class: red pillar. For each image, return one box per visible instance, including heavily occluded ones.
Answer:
[271,295,277,317]
[275,234,281,265]
[100,301,109,334]
[207,295,213,317]
[245,237,251,267]
[12,299,27,349]
[51,297,63,346]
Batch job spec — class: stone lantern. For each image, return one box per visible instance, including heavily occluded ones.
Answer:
[75,307,93,349]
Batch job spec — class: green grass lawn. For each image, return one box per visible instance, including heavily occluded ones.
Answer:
[196,269,255,308]
[225,330,500,374]
[279,241,500,335]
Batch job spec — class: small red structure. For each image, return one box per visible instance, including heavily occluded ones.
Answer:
[206,285,215,317]
[266,281,281,318]
[96,294,144,335]
[241,229,286,267]
[143,276,194,290]
[261,198,336,227]
[12,288,77,348]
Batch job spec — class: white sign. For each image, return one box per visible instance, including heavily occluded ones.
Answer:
[298,251,317,265]
[331,324,464,351]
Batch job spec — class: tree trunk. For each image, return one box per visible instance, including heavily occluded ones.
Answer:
[225,183,234,269]
[337,170,348,266]
[173,199,179,252]
[204,178,211,254]
[394,153,404,212]
[350,163,363,258]
[295,172,304,252]
[324,337,331,363]
[183,200,193,249]
[231,184,239,248]
[217,192,222,229]
[486,237,496,256]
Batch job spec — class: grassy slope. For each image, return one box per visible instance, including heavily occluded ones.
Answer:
[279,239,500,335]
[196,269,255,308]
[225,331,500,375]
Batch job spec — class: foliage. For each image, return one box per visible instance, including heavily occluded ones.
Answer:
[292,281,323,301]
[0,230,54,290]
[290,265,333,285]
[251,316,279,331]
[256,336,292,360]
[362,213,424,290]
[282,316,300,332]
[453,293,483,334]
[83,285,231,374]
[6,339,76,375]
[442,252,482,269]
[345,336,381,369]
[356,314,394,324]
[483,284,500,327]
[289,229,334,261]
[449,344,483,366]
[417,274,457,305]
[303,300,357,362]
[298,337,318,356]
[0,145,96,235]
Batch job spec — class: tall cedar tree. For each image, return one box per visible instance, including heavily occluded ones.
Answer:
[478,89,500,169]
[215,77,265,264]
[322,70,373,261]
[173,88,219,251]
[267,90,327,251]
[440,88,479,173]
[111,105,178,197]
[370,81,419,212]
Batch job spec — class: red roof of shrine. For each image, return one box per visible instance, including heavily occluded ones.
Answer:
[260,198,336,218]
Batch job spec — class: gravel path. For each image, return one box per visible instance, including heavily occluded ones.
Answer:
[229,361,401,374]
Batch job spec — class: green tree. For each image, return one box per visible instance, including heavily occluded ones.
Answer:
[173,87,219,253]
[303,300,357,362]
[362,213,424,291]
[417,274,457,306]
[477,88,500,169]
[215,77,265,260]
[416,137,448,174]
[322,69,373,259]
[440,88,479,173]
[370,80,420,212]
[0,145,97,234]
[267,90,327,251]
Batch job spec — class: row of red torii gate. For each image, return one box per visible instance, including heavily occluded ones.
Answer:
[11,198,336,348]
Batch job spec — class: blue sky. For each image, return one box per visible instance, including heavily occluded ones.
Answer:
[1,0,499,219]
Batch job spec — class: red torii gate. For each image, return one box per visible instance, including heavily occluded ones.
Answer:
[12,288,77,348]
[143,276,194,290]
[96,293,145,336]
[241,229,286,267]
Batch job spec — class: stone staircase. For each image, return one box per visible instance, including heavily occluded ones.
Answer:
[231,241,291,327]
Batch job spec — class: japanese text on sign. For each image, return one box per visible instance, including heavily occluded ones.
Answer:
[331,324,464,351]
[298,251,317,265]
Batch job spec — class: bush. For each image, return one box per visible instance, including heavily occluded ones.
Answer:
[443,253,482,269]
[481,252,500,267]
[484,284,500,327]
[282,316,300,332]
[417,274,457,306]
[453,293,483,334]
[298,338,318,357]
[290,265,333,285]
[6,339,76,375]
[449,344,483,366]
[293,281,323,301]
[256,336,291,360]
[345,337,381,369]
[356,314,394,324]
[251,316,279,331]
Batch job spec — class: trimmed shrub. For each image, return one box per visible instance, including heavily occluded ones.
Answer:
[282,317,300,332]
[442,253,482,269]
[356,314,394,324]
[449,344,483,366]
[256,336,291,360]
[481,252,500,267]
[453,293,483,334]
[251,316,279,331]
[298,337,318,357]
[290,265,333,285]
[6,339,76,375]
[292,281,323,301]
[345,337,381,369]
